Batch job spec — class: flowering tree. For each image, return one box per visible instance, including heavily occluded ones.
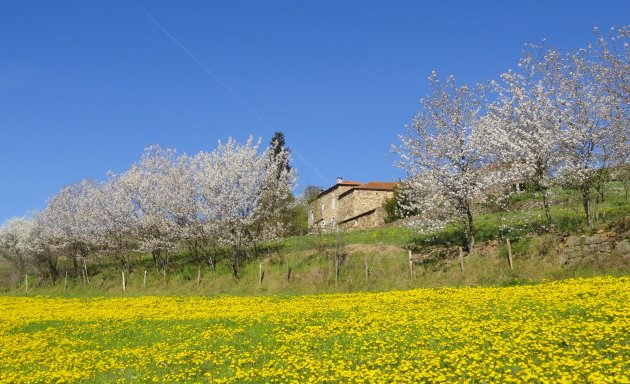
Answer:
[42,180,97,274]
[194,137,295,278]
[590,26,629,107]
[590,26,630,200]
[0,214,61,285]
[608,107,630,200]
[158,153,207,267]
[86,174,138,271]
[393,72,503,252]
[485,44,564,230]
[18,136,296,281]
[550,48,617,227]
[28,212,61,283]
[255,137,296,241]
[122,146,187,271]
[0,217,39,284]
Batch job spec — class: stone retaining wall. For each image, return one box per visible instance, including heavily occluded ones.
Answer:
[560,230,630,265]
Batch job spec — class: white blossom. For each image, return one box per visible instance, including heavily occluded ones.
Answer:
[393,72,508,251]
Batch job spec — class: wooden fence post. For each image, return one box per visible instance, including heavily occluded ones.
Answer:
[25,274,28,293]
[364,255,369,283]
[408,250,414,279]
[335,255,340,285]
[286,258,291,283]
[197,265,202,286]
[459,247,464,273]
[122,271,126,292]
[259,262,264,284]
[143,270,147,289]
[64,270,68,292]
[506,239,513,270]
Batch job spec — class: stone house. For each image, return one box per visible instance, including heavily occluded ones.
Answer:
[308,178,397,231]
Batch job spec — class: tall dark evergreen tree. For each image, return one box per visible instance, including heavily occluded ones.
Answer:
[269,132,291,175]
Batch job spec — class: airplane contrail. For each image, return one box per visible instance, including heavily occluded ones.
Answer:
[136,4,270,127]
[135,3,329,185]
[291,150,329,186]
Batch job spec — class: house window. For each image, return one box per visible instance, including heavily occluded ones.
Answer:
[331,197,335,210]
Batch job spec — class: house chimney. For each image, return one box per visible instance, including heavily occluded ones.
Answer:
[337,177,343,184]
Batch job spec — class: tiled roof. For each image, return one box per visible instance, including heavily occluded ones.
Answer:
[352,182,397,191]
[317,180,397,199]
[318,181,363,197]
[337,181,397,199]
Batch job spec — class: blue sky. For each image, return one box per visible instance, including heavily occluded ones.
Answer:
[1,0,628,222]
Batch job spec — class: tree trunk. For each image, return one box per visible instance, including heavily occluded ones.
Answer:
[231,261,238,279]
[465,205,475,254]
[212,245,218,271]
[152,249,160,269]
[594,169,606,203]
[187,240,201,266]
[118,253,130,273]
[72,254,79,275]
[82,258,90,285]
[541,188,553,231]
[506,239,513,270]
[231,247,240,279]
[582,185,592,228]
[207,249,216,272]
[47,257,59,284]
[10,258,26,288]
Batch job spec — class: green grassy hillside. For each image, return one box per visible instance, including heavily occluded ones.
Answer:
[2,182,630,296]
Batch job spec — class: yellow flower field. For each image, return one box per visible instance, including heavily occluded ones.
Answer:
[0,277,629,383]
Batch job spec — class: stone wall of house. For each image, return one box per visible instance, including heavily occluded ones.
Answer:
[350,190,394,219]
[309,186,394,232]
[309,185,355,229]
[337,189,394,230]
[337,192,354,224]
[339,207,389,230]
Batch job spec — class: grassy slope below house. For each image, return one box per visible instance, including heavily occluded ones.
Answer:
[1,182,630,296]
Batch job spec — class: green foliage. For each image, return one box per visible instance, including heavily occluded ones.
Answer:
[285,200,309,236]
[180,264,198,281]
[382,195,399,223]
[282,186,323,236]
[382,186,418,224]
[302,185,322,203]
